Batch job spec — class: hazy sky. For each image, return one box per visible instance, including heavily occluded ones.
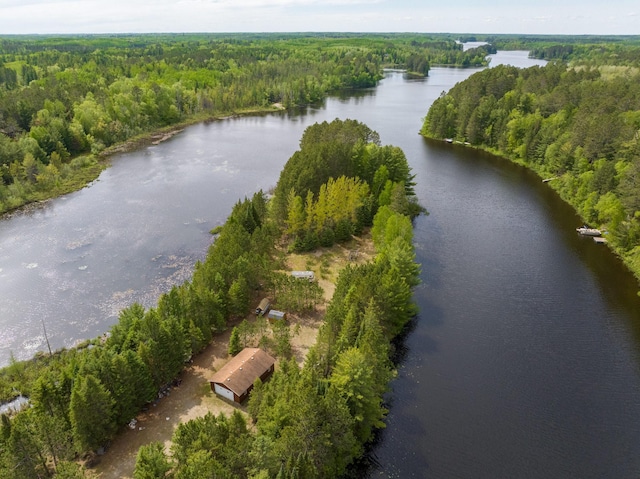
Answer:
[0,0,638,35]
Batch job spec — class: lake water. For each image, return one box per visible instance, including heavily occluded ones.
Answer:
[1,51,640,477]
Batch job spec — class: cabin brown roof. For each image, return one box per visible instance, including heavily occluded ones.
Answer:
[210,348,275,396]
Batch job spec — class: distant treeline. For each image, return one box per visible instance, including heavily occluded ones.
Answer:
[0,33,488,215]
[455,34,640,68]
[0,119,422,478]
[422,56,640,282]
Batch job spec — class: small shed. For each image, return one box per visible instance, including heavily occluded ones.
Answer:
[290,270,315,282]
[209,348,275,404]
[267,309,287,323]
[255,297,271,316]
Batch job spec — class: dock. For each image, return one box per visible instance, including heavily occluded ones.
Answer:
[593,237,608,244]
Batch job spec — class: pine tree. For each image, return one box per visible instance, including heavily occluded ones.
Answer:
[228,275,250,318]
[330,347,387,443]
[285,189,305,236]
[69,374,116,452]
[228,327,242,356]
[335,306,360,355]
[54,461,87,479]
[134,442,172,479]
[272,321,292,359]
[3,409,49,479]
[109,350,156,426]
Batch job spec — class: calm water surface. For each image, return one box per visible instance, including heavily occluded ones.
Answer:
[1,51,640,477]
[366,52,640,478]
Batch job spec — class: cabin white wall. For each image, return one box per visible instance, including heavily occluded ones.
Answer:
[214,383,235,402]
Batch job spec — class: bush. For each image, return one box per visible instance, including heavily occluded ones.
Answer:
[334,219,353,243]
[319,228,335,247]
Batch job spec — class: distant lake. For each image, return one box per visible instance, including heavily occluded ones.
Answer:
[458,40,489,51]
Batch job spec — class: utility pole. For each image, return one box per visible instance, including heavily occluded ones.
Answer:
[41,318,52,356]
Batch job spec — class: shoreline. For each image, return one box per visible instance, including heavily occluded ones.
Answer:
[424,134,640,288]
[0,104,286,219]
[100,105,286,157]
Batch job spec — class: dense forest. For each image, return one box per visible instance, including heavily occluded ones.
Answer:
[421,45,640,282]
[0,119,421,478]
[7,30,640,477]
[0,33,490,215]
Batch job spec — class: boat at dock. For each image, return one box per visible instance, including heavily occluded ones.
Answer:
[576,226,602,236]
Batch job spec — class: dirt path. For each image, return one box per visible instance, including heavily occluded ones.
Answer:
[90,330,237,478]
[89,315,322,479]
[88,235,374,478]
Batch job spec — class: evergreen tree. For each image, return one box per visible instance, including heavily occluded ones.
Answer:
[136,310,188,388]
[330,347,387,443]
[285,189,305,237]
[54,461,87,479]
[33,408,74,470]
[134,442,173,479]
[31,370,72,427]
[69,374,116,452]
[228,275,250,318]
[109,350,156,426]
[272,321,293,359]
[2,409,49,479]
[228,327,242,356]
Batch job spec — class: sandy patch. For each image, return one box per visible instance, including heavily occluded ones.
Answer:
[88,233,374,478]
[89,332,237,479]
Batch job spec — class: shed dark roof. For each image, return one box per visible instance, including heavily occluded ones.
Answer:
[210,348,275,396]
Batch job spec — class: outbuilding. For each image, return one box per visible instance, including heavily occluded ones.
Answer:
[267,309,287,323]
[209,348,275,404]
[290,270,315,281]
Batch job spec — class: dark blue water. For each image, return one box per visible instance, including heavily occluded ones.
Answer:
[363,54,640,478]
[369,142,640,478]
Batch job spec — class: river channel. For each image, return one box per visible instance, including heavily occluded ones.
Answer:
[1,51,640,477]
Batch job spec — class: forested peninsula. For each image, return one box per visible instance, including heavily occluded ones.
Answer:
[0,33,491,215]
[421,39,640,284]
[0,118,422,478]
[0,31,492,478]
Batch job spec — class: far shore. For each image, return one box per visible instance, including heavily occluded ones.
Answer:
[0,103,286,219]
[100,104,285,157]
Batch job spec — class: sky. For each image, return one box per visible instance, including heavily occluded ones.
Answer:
[0,0,638,36]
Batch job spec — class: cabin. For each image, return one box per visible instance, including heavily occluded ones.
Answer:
[209,348,275,404]
[267,309,287,323]
[255,297,271,316]
[290,270,315,282]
